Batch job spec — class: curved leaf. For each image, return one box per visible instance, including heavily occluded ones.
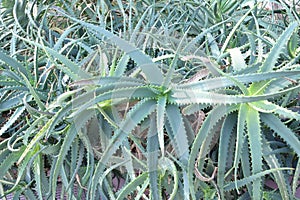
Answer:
[262,136,291,200]
[0,48,28,76]
[217,113,237,199]
[224,168,292,191]
[260,21,298,72]
[261,113,300,156]
[188,104,238,199]
[116,172,148,200]
[89,99,156,199]
[0,106,25,136]
[57,11,164,85]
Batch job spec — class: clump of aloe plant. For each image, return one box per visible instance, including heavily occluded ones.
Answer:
[0,0,299,199]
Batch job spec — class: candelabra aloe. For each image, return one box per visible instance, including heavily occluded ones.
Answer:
[0,0,299,199]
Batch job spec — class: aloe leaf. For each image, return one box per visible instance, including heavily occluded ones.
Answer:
[0,48,28,76]
[217,113,237,199]
[260,21,298,72]
[0,85,28,94]
[159,157,179,200]
[229,48,247,71]
[52,84,155,137]
[177,70,300,91]
[0,92,25,112]
[264,74,300,93]
[198,56,249,94]
[53,24,80,51]
[76,134,94,198]
[116,172,148,200]
[249,100,279,113]
[220,7,255,53]
[112,54,130,77]
[156,96,167,157]
[250,101,300,120]
[12,35,90,81]
[0,106,25,136]
[262,136,291,200]
[188,104,238,199]
[51,84,136,129]
[98,115,114,150]
[182,104,209,116]
[71,86,157,117]
[162,30,188,87]
[65,138,82,194]
[252,14,263,63]
[182,171,190,199]
[224,168,292,191]
[234,104,247,192]
[246,106,262,199]
[33,150,44,200]
[12,147,37,193]
[293,159,300,197]
[122,144,135,182]
[129,5,151,43]
[67,81,142,108]
[207,32,220,57]
[0,149,10,165]
[59,164,73,198]
[89,99,156,198]
[197,56,222,76]
[17,117,54,164]
[197,118,223,171]
[169,90,241,105]
[95,157,130,199]
[147,114,161,200]
[287,32,298,58]
[166,104,189,165]
[57,11,164,85]
[183,19,229,53]
[170,83,300,105]
[135,179,150,200]
[19,72,46,111]
[55,88,83,106]
[23,188,37,200]
[240,136,253,195]
[50,109,94,197]
[0,147,24,179]
[0,69,22,82]
[70,76,145,87]
[261,113,300,156]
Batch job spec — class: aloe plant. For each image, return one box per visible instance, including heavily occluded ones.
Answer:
[0,0,299,199]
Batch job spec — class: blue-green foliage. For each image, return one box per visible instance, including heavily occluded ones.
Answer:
[0,0,299,199]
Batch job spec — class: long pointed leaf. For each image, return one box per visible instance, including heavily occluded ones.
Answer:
[0,48,28,76]
[262,136,291,200]
[246,107,262,199]
[261,113,300,156]
[166,104,189,165]
[156,96,167,157]
[50,109,94,198]
[224,168,292,191]
[147,114,161,200]
[188,104,238,199]
[218,113,237,199]
[260,21,298,72]
[57,11,164,85]
[89,99,156,198]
